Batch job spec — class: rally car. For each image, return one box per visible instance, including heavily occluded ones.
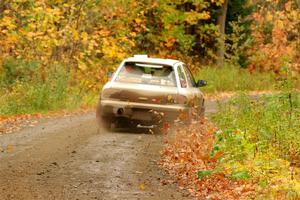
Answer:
[96,55,207,131]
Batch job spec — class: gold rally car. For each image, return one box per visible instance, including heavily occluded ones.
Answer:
[96,55,207,131]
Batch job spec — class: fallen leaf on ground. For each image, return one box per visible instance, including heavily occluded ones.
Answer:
[139,183,145,191]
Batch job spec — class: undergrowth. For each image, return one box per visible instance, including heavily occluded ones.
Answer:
[160,120,256,199]
[0,59,97,115]
[196,65,277,93]
[161,73,299,199]
[212,90,300,199]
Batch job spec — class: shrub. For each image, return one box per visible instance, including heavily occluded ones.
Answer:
[0,59,97,115]
[212,91,300,199]
[0,58,40,86]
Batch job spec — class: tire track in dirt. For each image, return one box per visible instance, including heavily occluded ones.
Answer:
[0,111,192,200]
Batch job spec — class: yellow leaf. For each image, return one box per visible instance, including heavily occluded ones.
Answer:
[276,20,284,29]
[130,32,137,37]
[135,18,142,24]
[139,183,145,191]
[78,60,87,70]
[266,12,273,21]
[81,32,88,42]
[7,144,13,153]
[72,30,79,41]
[284,2,292,11]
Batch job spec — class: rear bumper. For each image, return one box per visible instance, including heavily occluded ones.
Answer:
[99,99,189,122]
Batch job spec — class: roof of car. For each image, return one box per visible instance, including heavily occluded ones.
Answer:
[124,55,182,66]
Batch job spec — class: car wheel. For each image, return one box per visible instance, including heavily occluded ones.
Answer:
[151,126,161,134]
[191,106,205,123]
[199,106,205,119]
[98,116,112,132]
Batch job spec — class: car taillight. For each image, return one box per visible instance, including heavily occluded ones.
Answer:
[151,98,161,104]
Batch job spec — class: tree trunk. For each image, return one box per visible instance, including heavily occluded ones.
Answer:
[217,0,229,67]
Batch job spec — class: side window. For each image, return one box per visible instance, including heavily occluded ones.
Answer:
[177,66,187,88]
[183,65,196,87]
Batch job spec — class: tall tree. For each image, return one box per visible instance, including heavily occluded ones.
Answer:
[217,0,229,67]
[225,0,253,67]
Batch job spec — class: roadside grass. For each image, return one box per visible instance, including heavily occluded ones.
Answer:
[196,64,277,93]
[211,90,300,199]
[0,82,94,116]
[0,59,98,116]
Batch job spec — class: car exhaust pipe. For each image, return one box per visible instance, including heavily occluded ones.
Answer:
[137,124,156,129]
[117,108,124,115]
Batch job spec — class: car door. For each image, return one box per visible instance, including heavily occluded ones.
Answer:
[181,64,204,117]
[176,63,201,105]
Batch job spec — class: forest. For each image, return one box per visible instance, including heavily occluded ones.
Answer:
[0,0,299,114]
[0,0,300,199]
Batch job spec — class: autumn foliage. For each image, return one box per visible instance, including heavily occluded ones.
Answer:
[0,1,299,199]
[160,120,255,199]
[0,0,299,74]
[248,0,300,74]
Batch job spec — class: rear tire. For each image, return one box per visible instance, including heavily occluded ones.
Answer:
[199,106,205,119]
[96,103,112,132]
[97,116,112,132]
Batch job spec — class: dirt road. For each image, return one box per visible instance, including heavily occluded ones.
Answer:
[0,101,218,200]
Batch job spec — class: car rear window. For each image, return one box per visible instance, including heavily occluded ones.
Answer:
[115,62,176,87]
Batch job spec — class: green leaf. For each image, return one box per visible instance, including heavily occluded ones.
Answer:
[197,169,214,179]
[230,170,250,180]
